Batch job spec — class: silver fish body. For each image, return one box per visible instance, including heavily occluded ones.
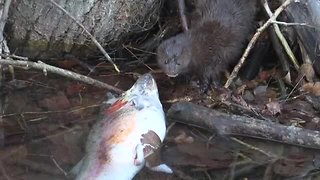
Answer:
[75,73,171,180]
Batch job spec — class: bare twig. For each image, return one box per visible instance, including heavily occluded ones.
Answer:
[0,58,124,94]
[51,156,68,176]
[267,25,292,83]
[284,72,305,101]
[262,0,299,70]
[230,137,277,158]
[122,45,153,71]
[0,53,28,61]
[178,0,189,32]
[123,45,156,55]
[272,21,307,27]
[48,0,120,73]
[224,0,295,88]
[1,104,100,118]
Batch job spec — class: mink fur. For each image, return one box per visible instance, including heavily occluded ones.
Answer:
[157,0,257,90]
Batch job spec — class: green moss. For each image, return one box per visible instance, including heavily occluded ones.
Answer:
[26,39,49,51]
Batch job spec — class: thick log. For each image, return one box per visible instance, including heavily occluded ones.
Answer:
[167,102,320,149]
[7,0,161,59]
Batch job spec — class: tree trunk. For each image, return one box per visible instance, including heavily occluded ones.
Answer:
[6,0,161,59]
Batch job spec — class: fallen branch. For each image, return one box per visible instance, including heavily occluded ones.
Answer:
[224,0,295,88]
[48,0,120,73]
[0,58,124,94]
[0,53,28,61]
[167,102,320,150]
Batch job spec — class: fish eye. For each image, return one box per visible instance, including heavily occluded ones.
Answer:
[131,99,136,106]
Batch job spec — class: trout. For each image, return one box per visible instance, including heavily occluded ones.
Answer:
[74,73,172,180]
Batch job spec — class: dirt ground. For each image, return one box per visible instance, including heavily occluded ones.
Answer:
[1,61,320,180]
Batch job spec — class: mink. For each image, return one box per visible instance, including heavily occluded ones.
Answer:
[157,0,257,90]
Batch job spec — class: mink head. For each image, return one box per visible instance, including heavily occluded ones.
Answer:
[157,33,192,77]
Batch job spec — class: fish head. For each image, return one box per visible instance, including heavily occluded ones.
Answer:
[121,73,162,111]
[125,73,159,99]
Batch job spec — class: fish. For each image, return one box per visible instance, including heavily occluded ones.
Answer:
[74,73,172,180]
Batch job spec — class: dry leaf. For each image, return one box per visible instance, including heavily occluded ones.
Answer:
[302,82,320,96]
[299,63,315,82]
[173,131,194,144]
[264,101,281,116]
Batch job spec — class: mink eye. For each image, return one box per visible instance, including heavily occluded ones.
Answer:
[173,55,177,60]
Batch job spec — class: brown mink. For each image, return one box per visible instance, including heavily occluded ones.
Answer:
[157,0,257,90]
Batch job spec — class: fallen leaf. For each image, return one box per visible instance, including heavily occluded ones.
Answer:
[38,91,71,110]
[299,63,315,82]
[173,131,194,144]
[265,101,281,116]
[302,82,320,96]
[258,69,275,81]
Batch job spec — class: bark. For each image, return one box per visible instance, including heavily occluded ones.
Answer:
[6,0,161,59]
[167,102,320,150]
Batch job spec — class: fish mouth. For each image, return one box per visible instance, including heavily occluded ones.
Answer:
[127,73,158,95]
[167,74,179,78]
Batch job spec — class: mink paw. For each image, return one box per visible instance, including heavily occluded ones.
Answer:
[199,78,224,94]
[199,79,212,94]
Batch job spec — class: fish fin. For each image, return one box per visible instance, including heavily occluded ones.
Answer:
[141,130,161,157]
[146,162,173,174]
[143,142,173,174]
[134,144,145,166]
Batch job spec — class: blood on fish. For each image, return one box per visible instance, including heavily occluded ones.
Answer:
[105,99,128,114]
